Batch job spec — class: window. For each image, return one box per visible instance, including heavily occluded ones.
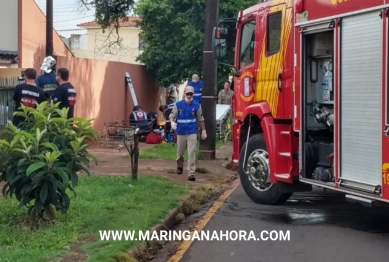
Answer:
[267,12,282,55]
[138,33,148,51]
[239,20,256,69]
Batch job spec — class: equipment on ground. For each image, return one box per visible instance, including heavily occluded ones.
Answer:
[125,72,138,107]
[216,104,231,142]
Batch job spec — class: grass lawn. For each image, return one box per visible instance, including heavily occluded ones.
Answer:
[139,139,225,160]
[0,175,190,262]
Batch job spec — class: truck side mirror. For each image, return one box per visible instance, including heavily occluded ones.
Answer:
[212,27,228,60]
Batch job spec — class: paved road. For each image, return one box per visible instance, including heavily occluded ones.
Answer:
[181,185,389,262]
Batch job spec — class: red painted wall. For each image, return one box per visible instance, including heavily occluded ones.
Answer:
[18,0,73,71]
[56,56,159,132]
[17,0,160,133]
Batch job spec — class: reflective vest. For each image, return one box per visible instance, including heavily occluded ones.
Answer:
[165,102,175,119]
[187,80,202,104]
[130,110,148,126]
[175,100,200,135]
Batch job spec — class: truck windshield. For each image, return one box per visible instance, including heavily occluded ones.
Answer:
[239,19,256,69]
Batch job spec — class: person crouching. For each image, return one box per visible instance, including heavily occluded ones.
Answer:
[129,105,149,130]
[169,86,207,181]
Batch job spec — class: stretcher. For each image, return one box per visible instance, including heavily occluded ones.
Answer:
[216,104,231,142]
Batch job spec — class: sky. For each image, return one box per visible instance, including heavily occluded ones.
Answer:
[34,0,96,38]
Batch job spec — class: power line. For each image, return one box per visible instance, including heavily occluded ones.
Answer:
[54,15,95,23]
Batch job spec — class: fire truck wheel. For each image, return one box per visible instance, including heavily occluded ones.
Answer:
[238,133,292,205]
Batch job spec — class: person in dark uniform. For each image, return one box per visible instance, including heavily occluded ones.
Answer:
[35,56,59,99]
[147,111,159,130]
[12,68,46,128]
[164,102,175,131]
[129,106,150,130]
[52,68,77,119]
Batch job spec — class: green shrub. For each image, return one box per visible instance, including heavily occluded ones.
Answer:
[0,101,100,221]
[0,127,17,173]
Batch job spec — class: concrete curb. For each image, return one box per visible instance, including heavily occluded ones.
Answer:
[128,176,237,261]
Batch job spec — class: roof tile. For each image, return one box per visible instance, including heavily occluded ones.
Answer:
[77,16,141,28]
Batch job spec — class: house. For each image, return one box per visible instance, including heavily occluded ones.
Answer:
[72,16,145,64]
[0,0,19,68]
[0,0,160,133]
[0,0,74,70]
[0,0,73,70]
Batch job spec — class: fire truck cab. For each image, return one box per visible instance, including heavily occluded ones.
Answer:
[212,0,389,206]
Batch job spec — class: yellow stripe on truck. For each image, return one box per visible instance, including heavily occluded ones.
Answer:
[255,0,293,118]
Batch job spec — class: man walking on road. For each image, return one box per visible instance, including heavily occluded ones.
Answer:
[169,86,207,181]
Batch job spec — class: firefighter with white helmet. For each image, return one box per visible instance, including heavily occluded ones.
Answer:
[35,56,59,99]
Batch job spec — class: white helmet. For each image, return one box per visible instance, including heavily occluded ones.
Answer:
[40,56,56,73]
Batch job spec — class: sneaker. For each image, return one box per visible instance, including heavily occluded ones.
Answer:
[177,167,183,174]
[188,175,196,181]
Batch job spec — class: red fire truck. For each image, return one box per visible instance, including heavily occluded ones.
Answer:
[212,0,389,206]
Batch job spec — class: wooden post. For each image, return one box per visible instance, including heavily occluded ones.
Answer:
[199,0,219,160]
[132,134,140,180]
[46,0,54,57]
[123,134,139,181]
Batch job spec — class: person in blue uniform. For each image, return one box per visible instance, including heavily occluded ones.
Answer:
[35,56,58,99]
[169,86,207,181]
[184,74,203,104]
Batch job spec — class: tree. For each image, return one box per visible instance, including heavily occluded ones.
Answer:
[135,0,258,88]
[78,0,136,33]
[79,0,259,88]
[0,102,100,223]
[78,0,137,55]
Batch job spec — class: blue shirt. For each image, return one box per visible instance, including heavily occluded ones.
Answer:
[187,80,203,104]
[35,72,58,98]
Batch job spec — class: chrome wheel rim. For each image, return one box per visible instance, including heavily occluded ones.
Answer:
[244,149,272,191]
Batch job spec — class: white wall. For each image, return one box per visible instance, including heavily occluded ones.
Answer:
[79,34,88,49]
[72,27,143,65]
[70,34,88,50]
[0,0,18,52]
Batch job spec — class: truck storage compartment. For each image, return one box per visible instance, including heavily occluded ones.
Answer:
[301,25,335,182]
[339,11,382,189]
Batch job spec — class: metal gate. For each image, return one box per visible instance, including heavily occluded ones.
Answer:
[340,11,382,187]
[0,77,18,128]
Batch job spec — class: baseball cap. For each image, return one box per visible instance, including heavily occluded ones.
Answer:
[192,74,199,83]
[184,86,194,94]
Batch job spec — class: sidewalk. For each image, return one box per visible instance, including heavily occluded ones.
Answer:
[86,141,236,184]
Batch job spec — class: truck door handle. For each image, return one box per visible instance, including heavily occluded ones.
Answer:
[278,73,282,91]
[384,126,389,136]
[252,76,256,94]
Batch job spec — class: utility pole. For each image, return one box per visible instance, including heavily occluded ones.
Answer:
[199,0,219,160]
[46,0,54,57]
